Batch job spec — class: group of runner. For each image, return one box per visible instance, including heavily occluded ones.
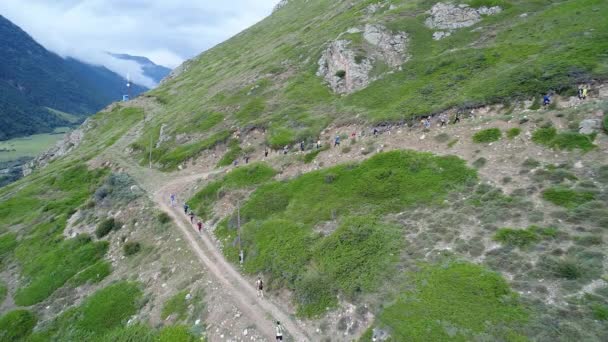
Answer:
[173,195,286,340]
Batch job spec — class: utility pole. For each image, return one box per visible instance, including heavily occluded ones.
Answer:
[238,200,244,265]
[149,132,153,169]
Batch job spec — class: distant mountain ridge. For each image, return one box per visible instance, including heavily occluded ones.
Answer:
[0,15,147,140]
[110,53,172,84]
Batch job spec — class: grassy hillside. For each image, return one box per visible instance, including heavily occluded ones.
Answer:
[1,0,608,341]
[135,0,607,170]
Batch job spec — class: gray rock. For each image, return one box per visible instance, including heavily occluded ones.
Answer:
[273,0,290,12]
[317,40,373,94]
[372,328,391,341]
[318,25,408,94]
[425,2,502,30]
[363,24,409,67]
[579,119,601,135]
[156,123,170,148]
[433,31,452,40]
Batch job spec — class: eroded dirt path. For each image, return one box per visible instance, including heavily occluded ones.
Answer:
[153,174,312,342]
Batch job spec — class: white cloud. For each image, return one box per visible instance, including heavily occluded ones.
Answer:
[0,0,278,86]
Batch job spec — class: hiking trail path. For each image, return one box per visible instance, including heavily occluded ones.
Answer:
[95,119,312,341]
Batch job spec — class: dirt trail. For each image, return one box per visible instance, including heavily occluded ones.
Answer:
[153,174,311,342]
[91,108,312,341]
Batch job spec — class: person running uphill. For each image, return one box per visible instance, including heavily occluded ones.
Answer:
[275,321,284,341]
[197,220,203,233]
[183,204,189,214]
[334,135,341,147]
[170,193,176,207]
[256,277,264,298]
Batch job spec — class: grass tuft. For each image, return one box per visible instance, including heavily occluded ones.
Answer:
[473,128,501,143]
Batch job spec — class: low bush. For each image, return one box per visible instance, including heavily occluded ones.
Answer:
[532,127,596,151]
[542,187,595,209]
[506,128,521,139]
[0,309,37,341]
[123,242,141,256]
[157,212,171,224]
[0,281,6,304]
[494,228,539,248]
[472,157,487,169]
[367,262,527,341]
[473,128,501,143]
[161,290,190,321]
[217,139,243,167]
[554,259,583,279]
[592,304,608,321]
[96,218,120,238]
[70,261,112,286]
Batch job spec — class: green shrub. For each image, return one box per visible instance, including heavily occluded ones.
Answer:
[532,127,557,144]
[532,127,596,151]
[156,130,230,171]
[14,223,109,306]
[0,281,6,304]
[473,128,501,143]
[0,233,17,267]
[313,216,401,299]
[335,70,346,78]
[592,304,608,321]
[522,158,540,169]
[0,309,37,341]
[190,163,276,219]
[542,187,595,209]
[554,260,583,279]
[217,139,243,167]
[123,242,141,256]
[95,218,120,238]
[303,147,325,163]
[529,97,541,110]
[69,261,112,286]
[157,326,198,342]
[231,151,476,315]
[603,115,608,134]
[494,228,539,248]
[369,263,527,341]
[99,324,156,342]
[157,212,171,224]
[472,157,487,169]
[506,128,521,139]
[161,290,189,321]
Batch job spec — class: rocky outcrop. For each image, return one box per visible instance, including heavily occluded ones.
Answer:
[156,123,171,148]
[363,24,409,67]
[426,2,502,40]
[22,126,85,176]
[318,25,408,94]
[579,119,602,135]
[273,0,290,12]
[317,40,373,94]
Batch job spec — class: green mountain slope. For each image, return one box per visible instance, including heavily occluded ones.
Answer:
[1,1,607,341]
[136,0,607,169]
[0,15,147,140]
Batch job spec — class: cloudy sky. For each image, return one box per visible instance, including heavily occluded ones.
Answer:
[0,0,278,87]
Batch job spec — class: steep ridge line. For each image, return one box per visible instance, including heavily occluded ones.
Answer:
[154,175,312,342]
